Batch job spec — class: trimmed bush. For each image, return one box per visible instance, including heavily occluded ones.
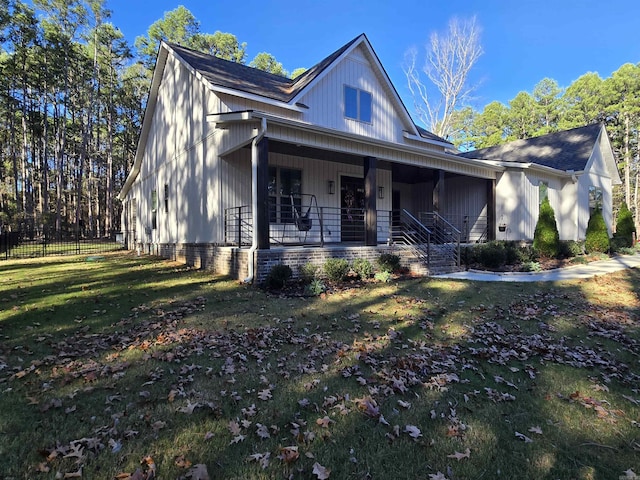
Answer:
[264,263,292,290]
[299,263,319,284]
[374,271,392,283]
[475,241,507,269]
[614,202,635,248]
[585,209,610,253]
[352,258,374,279]
[533,197,560,258]
[559,240,584,258]
[376,253,401,273]
[323,258,350,282]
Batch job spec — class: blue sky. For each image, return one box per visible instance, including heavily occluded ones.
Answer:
[108,0,639,120]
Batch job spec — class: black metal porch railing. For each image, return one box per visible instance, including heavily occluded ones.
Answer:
[389,209,432,268]
[224,205,253,246]
[433,214,488,243]
[418,212,461,267]
[0,227,127,260]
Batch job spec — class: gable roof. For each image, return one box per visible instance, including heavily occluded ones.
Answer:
[167,34,451,146]
[457,123,604,172]
[167,36,359,104]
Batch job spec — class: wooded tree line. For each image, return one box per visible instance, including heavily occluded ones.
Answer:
[0,2,296,237]
[448,66,640,226]
[2,2,637,238]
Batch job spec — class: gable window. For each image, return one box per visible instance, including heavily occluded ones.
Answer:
[344,86,372,123]
[539,181,548,205]
[151,189,158,230]
[589,186,602,214]
[268,167,302,224]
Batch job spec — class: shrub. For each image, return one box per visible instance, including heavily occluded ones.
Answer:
[614,202,635,248]
[585,209,610,253]
[559,240,584,258]
[376,253,401,273]
[352,258,374,279]
[374,271,392,283]
[305,279,325,296]
[299,263,319,284]
[264,263,292,290]
[475,241,507,269]
[323,258,350,282]
[516,243,538,263]
[533,197,560,258]
[521,261,542,272]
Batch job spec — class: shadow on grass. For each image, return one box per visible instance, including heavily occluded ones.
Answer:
[1,254,639,479]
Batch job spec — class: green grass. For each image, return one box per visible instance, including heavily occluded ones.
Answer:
[1,252,639,479]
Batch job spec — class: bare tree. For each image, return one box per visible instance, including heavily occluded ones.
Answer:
[404,16,483,140]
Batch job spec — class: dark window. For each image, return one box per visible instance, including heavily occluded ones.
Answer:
[269,167,302,224]
[151,190,158,230]
[589,186,602,214]
[539,181,548,205]
[344,85,372,123]
[164,184,169,213]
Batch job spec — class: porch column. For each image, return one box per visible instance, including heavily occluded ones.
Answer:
[487,178,496,241]
[364,156,377,246]
[433,169,445,213]
[254,136,270,249]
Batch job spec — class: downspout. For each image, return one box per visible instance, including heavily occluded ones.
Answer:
[244,116,267,283]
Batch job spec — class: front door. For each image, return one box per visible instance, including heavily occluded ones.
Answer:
[340,176,365,242]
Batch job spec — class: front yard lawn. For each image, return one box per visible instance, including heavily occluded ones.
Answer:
[0,252,638,479]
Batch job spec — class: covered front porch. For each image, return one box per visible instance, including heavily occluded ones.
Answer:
[211,111,501,280]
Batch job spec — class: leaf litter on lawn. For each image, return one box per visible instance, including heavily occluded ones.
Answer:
[1,256,640,478]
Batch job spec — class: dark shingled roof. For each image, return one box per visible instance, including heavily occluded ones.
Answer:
[167,36,360,104]
[167,35,451,145]
[457,123,603,171]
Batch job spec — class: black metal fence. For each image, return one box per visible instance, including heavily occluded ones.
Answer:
[0,227,126,260]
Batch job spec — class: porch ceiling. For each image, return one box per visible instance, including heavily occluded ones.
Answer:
[240,140,474,184]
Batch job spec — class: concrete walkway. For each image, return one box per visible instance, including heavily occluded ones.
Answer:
[433,254,640,282]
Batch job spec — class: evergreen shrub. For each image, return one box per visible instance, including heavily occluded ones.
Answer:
[533,197,560,258]
[585,209,610,253]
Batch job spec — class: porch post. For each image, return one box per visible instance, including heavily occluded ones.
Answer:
[487,178,496,241]
[254,136,270,249]
[364,156,377,246]
[433,169,445,213]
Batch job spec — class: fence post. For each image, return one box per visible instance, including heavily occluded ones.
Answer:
[76,228,80,255]
[236,207,242,246]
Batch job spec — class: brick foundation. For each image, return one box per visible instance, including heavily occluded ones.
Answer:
[133,242,430,283]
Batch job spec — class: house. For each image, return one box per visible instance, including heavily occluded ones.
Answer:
[458,123,621,242]
[117,34,617,283]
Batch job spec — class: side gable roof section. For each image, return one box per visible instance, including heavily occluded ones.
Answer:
[458,123,620,181]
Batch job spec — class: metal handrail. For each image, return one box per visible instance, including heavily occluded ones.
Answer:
[418,212,461,267]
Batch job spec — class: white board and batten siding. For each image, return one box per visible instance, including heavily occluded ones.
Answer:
[296,45,407,144]
[132,53,229,245]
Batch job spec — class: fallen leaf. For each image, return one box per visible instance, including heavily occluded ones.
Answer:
[428,472,449,480]
[248,452,270,469]
[185,464,210,480]
[316,416,334,428]
[64,467,82,478]
[278,446,299,464]
[175,454,192,468]
[515,431,533,443]
[446,448,471,461]
[312,461,331,479]
[528,426,543,435]
[230,434,245,444]
[256,423,270,439]
[397,400,411,409]
[404,425,422,439]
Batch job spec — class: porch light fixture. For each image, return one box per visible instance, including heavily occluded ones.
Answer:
[327,180,335,194]
[378,186,384,199]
